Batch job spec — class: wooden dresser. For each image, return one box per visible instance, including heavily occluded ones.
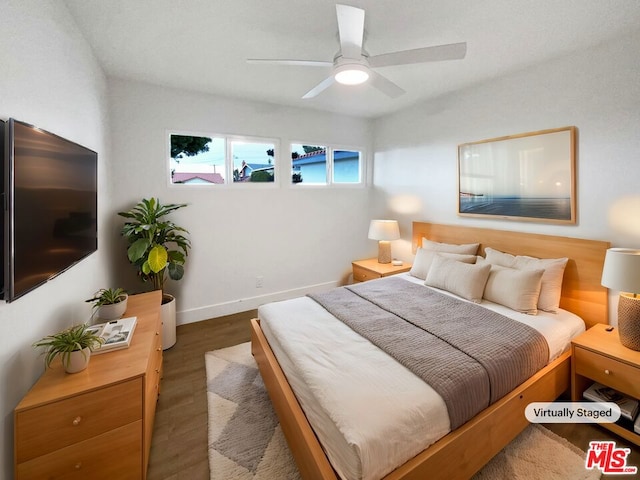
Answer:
[14,290,163,480]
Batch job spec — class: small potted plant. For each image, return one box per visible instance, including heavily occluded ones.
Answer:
[86,287,128,320]
[33,324,104,373]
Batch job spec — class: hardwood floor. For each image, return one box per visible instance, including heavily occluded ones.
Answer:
[147,310,255,480]
[147,313,640,479]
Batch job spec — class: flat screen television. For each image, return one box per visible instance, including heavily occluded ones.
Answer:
[2,118,97,302]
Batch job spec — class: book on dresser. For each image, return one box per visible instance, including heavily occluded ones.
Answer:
[583,382,639,421]
[88,316,137,354]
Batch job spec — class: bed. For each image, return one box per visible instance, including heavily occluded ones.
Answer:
[251,222,610,480]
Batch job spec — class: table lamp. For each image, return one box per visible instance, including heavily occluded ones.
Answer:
[601,248,640,351]
[368,220,400,264]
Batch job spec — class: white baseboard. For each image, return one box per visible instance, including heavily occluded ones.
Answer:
[175,280,340,326]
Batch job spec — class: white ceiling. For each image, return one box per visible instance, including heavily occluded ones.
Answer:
[64,0,640,119]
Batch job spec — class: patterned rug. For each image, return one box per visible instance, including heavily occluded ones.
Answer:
[206,342,600,480]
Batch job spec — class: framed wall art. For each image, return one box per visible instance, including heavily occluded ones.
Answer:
[458,126,576,224]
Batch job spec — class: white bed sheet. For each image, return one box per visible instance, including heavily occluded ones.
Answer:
[258,274,585,480]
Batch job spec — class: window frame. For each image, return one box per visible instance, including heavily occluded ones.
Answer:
[290,142,366,187]
[167,130,280,187]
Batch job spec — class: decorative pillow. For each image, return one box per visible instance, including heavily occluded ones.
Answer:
[484,247,568,313]
[410,248,477,280]
[422,237,480,255]
[425,255,491,303]
[482,263,544,314]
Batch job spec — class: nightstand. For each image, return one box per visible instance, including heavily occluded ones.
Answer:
[352,258,412,283]
[571,323,640,446]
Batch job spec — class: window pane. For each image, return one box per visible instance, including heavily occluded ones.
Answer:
[170,135,225,184]
[231,141,275,183]
[333,150,361,183]
[291,144,327,184]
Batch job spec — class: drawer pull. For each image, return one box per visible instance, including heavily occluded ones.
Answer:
[604,369,611,375]
[75,462,82,470]
[72,416,82,426]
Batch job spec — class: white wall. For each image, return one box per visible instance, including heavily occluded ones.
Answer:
[108,79,374,323]
[372,28,640,323]
[0,1,111,477]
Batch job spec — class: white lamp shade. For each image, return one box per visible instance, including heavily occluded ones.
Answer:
[601,248,640,294]
[368,220,400,241]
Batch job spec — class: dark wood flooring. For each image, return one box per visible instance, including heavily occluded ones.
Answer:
[147,313,640,479]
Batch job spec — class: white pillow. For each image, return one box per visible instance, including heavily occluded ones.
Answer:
[484,247,568,313]
[482,263,544,314]
[410,248,477,280]
[422,238,480,255]
[425,255,491,303]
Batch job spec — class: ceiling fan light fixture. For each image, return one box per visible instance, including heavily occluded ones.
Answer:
[334,64,369,85]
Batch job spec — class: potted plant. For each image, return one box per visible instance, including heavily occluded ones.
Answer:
[118,197,190,349]
[86,287,128,321]
[33,324,104,373]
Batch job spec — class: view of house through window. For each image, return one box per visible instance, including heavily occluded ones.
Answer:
[291,144,362,184]
[169,133,276,185]
[231,140,276,183]
[169,134,362,186]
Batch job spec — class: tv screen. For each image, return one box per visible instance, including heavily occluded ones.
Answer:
[3,118,97,302]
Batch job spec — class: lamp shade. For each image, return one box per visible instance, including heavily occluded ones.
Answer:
[601,248,640,294]
[368,220,400,241]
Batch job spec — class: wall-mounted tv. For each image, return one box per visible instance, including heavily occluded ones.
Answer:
[2,118,97,302]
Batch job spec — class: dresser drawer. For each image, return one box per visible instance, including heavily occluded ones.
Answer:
[574,346,640,398]
[353,265,381,282]
[16,420,142,480]
[15,378,143,463]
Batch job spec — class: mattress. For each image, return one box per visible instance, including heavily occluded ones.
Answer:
[258,273,585,480]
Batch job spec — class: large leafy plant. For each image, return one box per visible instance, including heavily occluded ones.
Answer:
[118,198,190,292]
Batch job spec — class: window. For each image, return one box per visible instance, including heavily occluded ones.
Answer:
[169,133,277,185]
[231,140,275,183]
[291,143,362,185]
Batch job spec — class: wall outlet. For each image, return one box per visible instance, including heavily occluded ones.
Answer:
[256,276,263,288]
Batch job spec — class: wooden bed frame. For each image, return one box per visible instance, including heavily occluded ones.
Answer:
[251,222,611,480]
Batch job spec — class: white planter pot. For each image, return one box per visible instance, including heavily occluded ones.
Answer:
[161,294,177,350]
[96,295,128,321]
[63,347,91,374]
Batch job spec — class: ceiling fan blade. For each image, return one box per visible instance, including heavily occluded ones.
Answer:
[247,59,333,67]
[369,42,467,68]
[369,70,406,98]
[336,4,365,59]
[302,75,336,99]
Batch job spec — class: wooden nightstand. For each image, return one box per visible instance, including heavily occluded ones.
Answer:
[571,323,640,446]
[352,258,412,283]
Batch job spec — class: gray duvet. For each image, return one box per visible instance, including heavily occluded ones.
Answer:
[309,276,549,429]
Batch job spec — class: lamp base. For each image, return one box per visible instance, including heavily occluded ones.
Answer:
[618,293,640,351]
[377,241,392,264]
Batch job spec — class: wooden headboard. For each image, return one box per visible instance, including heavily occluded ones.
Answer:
[412,222,610,329]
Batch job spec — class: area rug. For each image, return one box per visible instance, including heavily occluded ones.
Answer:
[206,343,600,480]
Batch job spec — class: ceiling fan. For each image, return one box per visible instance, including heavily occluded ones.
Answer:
[247,4,467,99]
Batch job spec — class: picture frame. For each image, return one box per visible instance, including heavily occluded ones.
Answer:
[458,127,576,224]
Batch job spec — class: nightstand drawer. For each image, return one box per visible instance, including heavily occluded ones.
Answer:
[353,265,381,282]
[574,346,640,398]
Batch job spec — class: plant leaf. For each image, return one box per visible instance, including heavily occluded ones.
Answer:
[128,238,151,262]
[148,245,168,273]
